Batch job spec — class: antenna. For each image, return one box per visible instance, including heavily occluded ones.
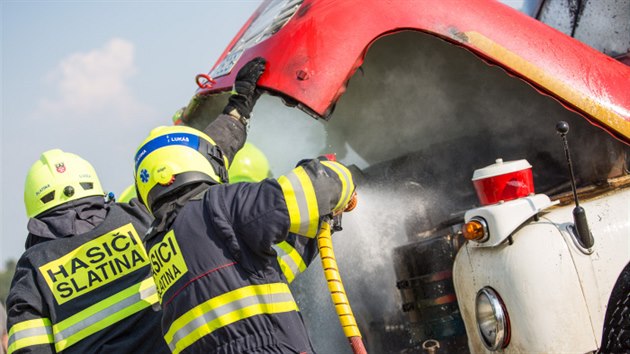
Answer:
[556,121,593,249]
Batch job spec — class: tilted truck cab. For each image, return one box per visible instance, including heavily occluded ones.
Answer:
[181,0,630,352]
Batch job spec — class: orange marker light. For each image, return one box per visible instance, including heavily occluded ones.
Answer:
[463,218,488,242]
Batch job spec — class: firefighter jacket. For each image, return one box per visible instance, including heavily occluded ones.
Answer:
[145,158,355,354]
[6,200,169,354]
[273,233,319,285]
[209,114,320,284]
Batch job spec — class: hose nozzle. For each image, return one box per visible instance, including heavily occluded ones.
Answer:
[345,192,358,212]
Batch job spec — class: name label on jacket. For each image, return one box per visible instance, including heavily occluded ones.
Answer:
[39,223,149,305]
[148,230,188,301]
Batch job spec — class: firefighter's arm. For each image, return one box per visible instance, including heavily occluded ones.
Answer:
[206,159,354,257]
[6,257,55,354]
[178,57,266,164]
[205,57,266,163]
[276,159,356,238]
[202,114,247,164]
[205,181,292,259]
[222,57,266,124]
[273,233,319,284]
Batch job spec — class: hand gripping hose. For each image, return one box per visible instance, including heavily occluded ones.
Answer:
[317,211,367,353]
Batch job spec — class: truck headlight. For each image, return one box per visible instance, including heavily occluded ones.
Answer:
[475,287,510,351]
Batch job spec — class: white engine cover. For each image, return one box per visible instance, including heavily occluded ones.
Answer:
[453,187,630,353]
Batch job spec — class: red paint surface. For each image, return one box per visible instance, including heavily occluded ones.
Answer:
[202,0,630,144]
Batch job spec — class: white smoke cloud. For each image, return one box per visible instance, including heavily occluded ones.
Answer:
[35,38,153,121]
[23,38,160,206]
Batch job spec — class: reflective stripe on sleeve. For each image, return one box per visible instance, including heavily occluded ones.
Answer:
[321,161,354,211]
[52,277,158,351]
[164,283,298,354]
[273,241,307,284]
[7,318,53,354]
[277,167,319,237]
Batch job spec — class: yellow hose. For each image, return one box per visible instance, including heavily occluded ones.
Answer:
[317,221,367,354]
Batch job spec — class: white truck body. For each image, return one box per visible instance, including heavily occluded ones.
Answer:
[455,186,630,353]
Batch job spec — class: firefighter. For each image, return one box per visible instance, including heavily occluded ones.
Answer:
[133,59,356,354]
[229,143,319,284]
[6,149,169,354]
[117,184,136,204]
[228,142,272,183]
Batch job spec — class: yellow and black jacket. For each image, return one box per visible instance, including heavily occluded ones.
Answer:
[145,158,354,354]
[273,232,318,285]
[6,199,169,354]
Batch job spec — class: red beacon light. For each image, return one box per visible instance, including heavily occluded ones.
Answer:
[471,158,534,206]
[323,153,337,161]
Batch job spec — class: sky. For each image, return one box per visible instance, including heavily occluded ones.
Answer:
[1,0,262,266]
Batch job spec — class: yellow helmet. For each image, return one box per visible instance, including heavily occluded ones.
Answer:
[134,125,229,213]
[24,149,104,218]
[228,143,271,183]
[117,184,137,203]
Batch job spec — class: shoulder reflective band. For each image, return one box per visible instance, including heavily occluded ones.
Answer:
[7,318,53,354]
[52,277,158,351]
[273,241,307,284]
[164,282,298,354]
[277,166,319,238]
[321,161,354,212]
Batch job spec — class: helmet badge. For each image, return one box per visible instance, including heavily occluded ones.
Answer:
[140,169,150,183]
[55,163,66,173]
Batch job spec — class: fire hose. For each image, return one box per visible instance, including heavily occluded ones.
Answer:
[317,192,367,354]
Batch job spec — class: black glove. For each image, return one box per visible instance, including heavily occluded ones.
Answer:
[223,57,267,120]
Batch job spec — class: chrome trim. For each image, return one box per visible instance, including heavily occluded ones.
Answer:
[475,287,508,351]
[470,217,490,243]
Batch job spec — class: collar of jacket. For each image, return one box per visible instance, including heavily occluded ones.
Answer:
[25,196,109,249]
[147,182,211,239]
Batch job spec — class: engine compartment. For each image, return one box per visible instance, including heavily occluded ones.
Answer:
[188,30,629,353]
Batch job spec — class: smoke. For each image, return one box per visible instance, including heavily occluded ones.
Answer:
[286,185,432,354]
[247,100,329,176]
[193,30,628,353]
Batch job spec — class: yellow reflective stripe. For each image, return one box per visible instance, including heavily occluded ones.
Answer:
[165,283,298,354]
[8,335,54,354]
[277,256,296,283]
[294,167,319,237]
[8,318,51,337]
[321,161,354,211]
[273,241,307,284]
[278,175,301,233]
[52,277,157,351]
[7,318,53,354]
[276,241,307,273]
[278,167,320,237]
